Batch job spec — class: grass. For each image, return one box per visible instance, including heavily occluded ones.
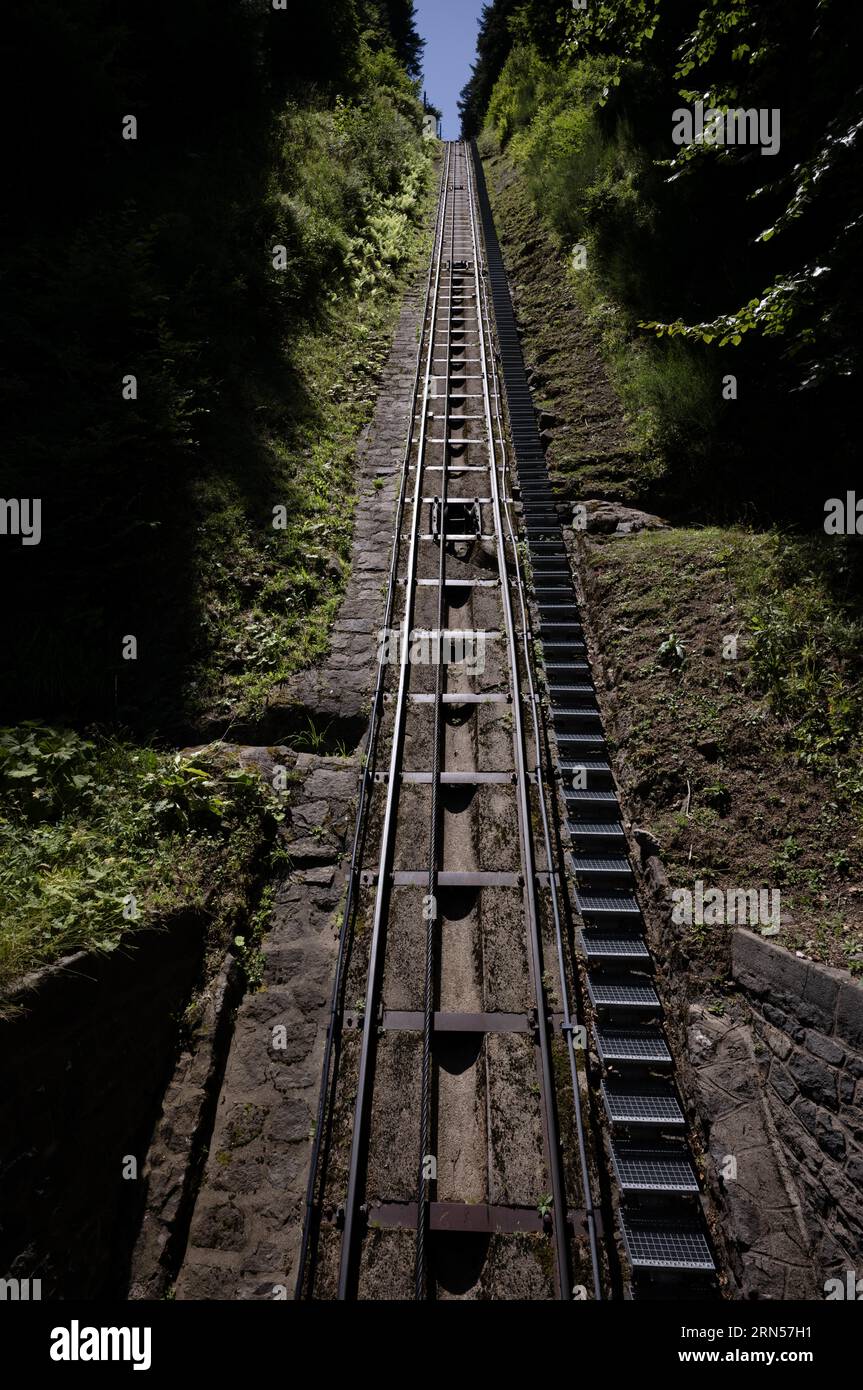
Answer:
[183,160,437,727]
[0,724,283,1009]
[480,51,720,502]
[0,124,437,1002]
[2,37,437,734]
[584,526,863,971]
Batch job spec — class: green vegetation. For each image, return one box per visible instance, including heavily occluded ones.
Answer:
[187,144,435,723]
[0,3,430,996]
[585,527,863,970]
[0,725,282,1009]
[467,3,862,974]
[2,1,433,729]
[738,536,863,795]
[463,0,861,518]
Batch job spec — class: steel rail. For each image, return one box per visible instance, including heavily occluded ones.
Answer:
[337,143,455,1301]
[415,146,459,1301]
[463,148,572,1301]
[470,145,604,1302]
[293,147,450,1301]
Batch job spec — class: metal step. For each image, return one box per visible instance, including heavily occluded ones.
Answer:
[559,757,611,781]
[547,692,594,711]
[554,712,604,729]
[601,1083,685,1129]
[593,1026,672,1066]
[587,973,659,1011]
[541,641,587,655]
[568,820,626,842]
[569,854,633,881]
[620,1215,714,1273]
[565,791,619,817]
[575,890,641,917]
[554,734,606,756]
[612,1144,699,1195]
[545,662,591,677]
[579,930,649,963]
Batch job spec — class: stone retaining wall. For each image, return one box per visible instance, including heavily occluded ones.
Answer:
[732,931,863,1284]
[686,931,863,1299]
[172,258,429,1300]
[0,918,205,1298]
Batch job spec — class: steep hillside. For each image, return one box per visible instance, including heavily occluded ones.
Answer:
[471,1,863,980]
[0,0,434,997]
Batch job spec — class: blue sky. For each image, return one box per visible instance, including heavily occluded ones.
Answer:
[414,0,486,140]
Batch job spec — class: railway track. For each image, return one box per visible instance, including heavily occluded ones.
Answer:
[295,141,718,1301]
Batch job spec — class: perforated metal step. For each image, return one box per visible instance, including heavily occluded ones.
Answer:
[620,1215,714,1272]
[539,612,581,627]
[575,890,640,917]
[612,1144,699,1194]
[555,731,605,751]
[541,641,587,656]
[601,1083,685,1128]
[587,974,659,1010]
[594,1027,672,1065]
[565,792,619,818]
[570,854,633,880]
[560,757,611,779]
[580,931,649,963]
[567,821,626,844]
[553,709,604,726]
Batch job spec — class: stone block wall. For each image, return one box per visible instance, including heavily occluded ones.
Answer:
[0,917,205,1299]
[727,931,863,1292]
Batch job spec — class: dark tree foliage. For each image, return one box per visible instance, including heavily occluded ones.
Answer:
[0,0,423,727]
[458,0,523,137]
[374,0,425,78]
[459,0,561,135]
[462,0,863,520]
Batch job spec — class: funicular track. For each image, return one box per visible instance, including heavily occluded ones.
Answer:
[295,142,718,1301]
